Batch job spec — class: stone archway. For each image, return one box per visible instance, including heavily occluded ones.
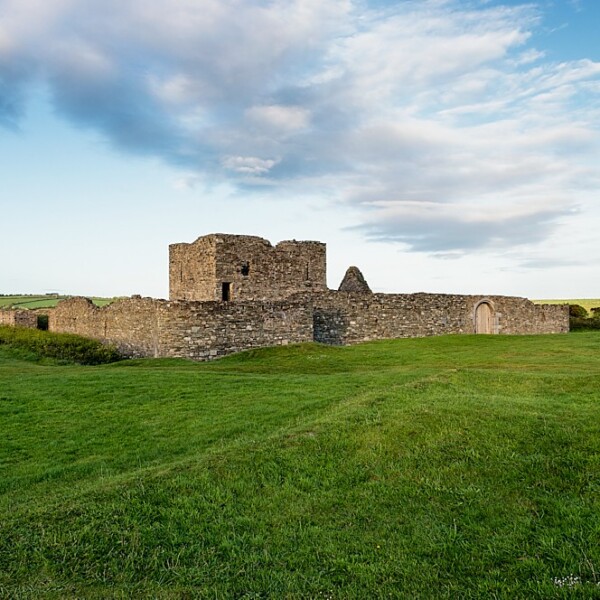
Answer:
[475,301,494,334]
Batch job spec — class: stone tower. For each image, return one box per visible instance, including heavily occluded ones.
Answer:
[169,233,328,301]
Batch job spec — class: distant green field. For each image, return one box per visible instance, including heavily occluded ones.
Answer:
[533,298,600,313]
[0,294,116,309]
[1,334,599,598]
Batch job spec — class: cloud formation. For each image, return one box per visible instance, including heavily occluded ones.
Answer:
[353,201,572,252]
[1,0,599,253]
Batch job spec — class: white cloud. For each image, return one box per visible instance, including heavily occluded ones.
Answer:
[222,155,280,175]
[148,74,197,107]
[173,173,203,191]
[245,105,311,134]
[0,0,599,258]
[511,48,545,66]
[353,199,571,253]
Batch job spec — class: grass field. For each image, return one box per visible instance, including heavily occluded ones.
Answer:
[533,299,600,313]
[1,334,599,598]
[0,295,116,309]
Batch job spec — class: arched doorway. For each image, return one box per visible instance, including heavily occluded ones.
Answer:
[475,301,494,334]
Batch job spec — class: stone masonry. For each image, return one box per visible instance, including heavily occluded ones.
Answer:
[50,295,313,360]
[169,234,327,301]
[338,266,372,293]
[0,309,38,328]
[43,233,569,360]
[310,292,568,345]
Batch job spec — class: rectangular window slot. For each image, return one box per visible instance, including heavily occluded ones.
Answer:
[222,282,232,301]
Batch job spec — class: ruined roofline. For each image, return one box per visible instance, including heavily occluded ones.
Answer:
[171,233,325,249]
[275,239,325,249]
[57,291,541,306]
[289,290,535,302]
[196,233,270,245]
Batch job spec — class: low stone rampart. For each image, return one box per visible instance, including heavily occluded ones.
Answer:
[49,296,314,360]
[158,299,313,360]
[308,292,569,345]
[47,292,569,360]
[49,297,163,357]
[0,309,38,328]
[492,297,569,335]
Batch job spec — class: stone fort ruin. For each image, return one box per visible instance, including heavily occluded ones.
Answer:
[169,234,328,302]
[2,233,569,359]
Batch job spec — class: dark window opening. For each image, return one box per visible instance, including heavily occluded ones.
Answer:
[305,263,310,280]
[222,282,232,301]
[241,262,250,276]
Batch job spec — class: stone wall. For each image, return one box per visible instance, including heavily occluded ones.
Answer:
[0,309,38,328]
[49,297,164,357]
[158,299,313,360]
[48,292,568,361]
[310,292,569,345]
[169,234,327,302]
[50,296,314,360]
[169,236,216,302]
[489,297,570,335]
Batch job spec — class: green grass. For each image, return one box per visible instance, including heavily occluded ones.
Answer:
[0,326,121,365]
[533,298,600,313]
[1,335,600,598]
[0,295,117,309]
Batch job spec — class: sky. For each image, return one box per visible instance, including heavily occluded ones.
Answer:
[1,0,599,299]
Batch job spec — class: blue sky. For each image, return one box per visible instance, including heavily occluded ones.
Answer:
[1,0,599,298]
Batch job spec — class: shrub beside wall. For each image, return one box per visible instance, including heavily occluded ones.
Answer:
[0,325,121,364]
[569,304,588,318]
[569,305,600,331]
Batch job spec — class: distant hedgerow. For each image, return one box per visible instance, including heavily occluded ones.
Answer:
[567,304,600,331]
[0,326,121,364]
[570,317,600,331]
[569,304,588,318]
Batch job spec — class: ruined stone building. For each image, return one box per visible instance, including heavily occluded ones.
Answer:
[2,233,569,360]
[169,234,328,301]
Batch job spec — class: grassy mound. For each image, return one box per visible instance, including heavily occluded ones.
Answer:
[1,334,599,597]
[0,326,121,365]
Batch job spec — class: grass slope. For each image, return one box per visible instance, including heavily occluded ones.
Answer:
[1,335,599,598]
